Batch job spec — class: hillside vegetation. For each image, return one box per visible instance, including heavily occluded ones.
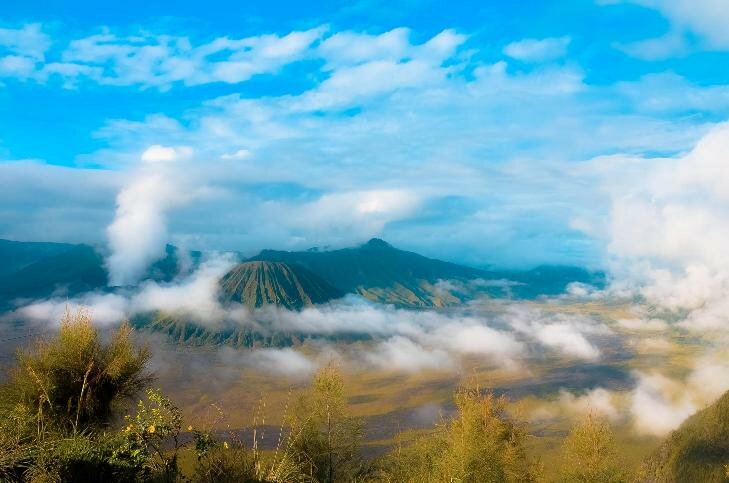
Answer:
[0,310,639,482]
[640,390,729,482]
[219,260,343,310]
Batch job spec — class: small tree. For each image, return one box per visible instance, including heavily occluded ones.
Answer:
[381,385,540,482]
[558,414,627,482]
[285,363,363,482]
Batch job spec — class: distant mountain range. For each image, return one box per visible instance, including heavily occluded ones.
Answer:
[0,237,603,314]
[0,240,196,311]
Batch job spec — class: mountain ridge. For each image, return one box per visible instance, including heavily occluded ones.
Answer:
[0,237,603,313]
[219,260,343,310]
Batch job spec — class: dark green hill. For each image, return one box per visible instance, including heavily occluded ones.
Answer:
[640,390,729,482]
[0,241,203,310]
[249,238,492,307]
[219,261,342,310]
[0,244,107,308]
[0,239,77,277]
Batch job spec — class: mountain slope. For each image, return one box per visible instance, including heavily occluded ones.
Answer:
[0,244,107,308]
[640,390,729,482]
[0,239,77,277]
[249,238,492,307]
[0,241,204,310]
[219,261,343,310]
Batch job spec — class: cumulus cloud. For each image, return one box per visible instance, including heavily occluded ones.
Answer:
[613,0,729,53]
[0,24,51,78]
[244,347,318,378]
[625,352,729,436]
[3,18,720,268]
[44,27,325,88]
[629,372,696,436]
[14,292,130,327]
[559,387,620,421]
[130,254,238,320]
[11,254,238,326]
[584,123,729,333]
[503,36,571,62]
[106,145,198,286]
[501,305,607,360]
[364,336,453,372]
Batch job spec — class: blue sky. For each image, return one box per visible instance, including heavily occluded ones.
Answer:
[2,0,729,269]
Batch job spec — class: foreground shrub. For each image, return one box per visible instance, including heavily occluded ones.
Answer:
[283,363,365,482]
[0,309,154,481]
[110,388,184,481]
[558,414,626,482]
[3,308,151,434]
[380,385,541,482]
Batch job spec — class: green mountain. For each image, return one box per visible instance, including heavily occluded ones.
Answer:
[0,239,77,277]
[131,311,305,347]
[0,237,602,316]
[640,390,729,482]
[248,238,494,307]
[219,261,342,310]
[0,240,202,310]
[0,243,107,310]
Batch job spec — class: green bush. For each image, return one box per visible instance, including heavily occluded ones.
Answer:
[0,309,154,481]
[110,388,184,481]
[557,415,626,483]
[3,308,151,434]
[283,363,365,482]
[380,385,541,483]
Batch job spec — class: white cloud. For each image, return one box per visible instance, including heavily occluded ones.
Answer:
[245,347,317,377]
[220,149,252,160]
[365,336,453,372]
[503,36,571,62]
[318,28,412,66]
[629,372,696,437]
[14,292,130,327]
[1,22,722,269]
[619,0,729,51]
[291,29,466,111]
[559,388,620,421]
[432,322,524,363]
[503,306,606,360]
[583,123,729,332]
[48,27,325,88]
[130,254,238,321]
[0,23,50,60]
[616,31,686,61]
[106,145,199,286]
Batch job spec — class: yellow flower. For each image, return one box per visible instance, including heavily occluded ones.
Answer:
[147,424,156,434]
[187,425,193,431]
[223,442,229,449]
[124,425,131,433]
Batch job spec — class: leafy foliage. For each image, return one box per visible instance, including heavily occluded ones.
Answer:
[380,384,541,483]
[0,309,153,481]
[639,389,729,482]
[110,388,183,481]
[558,414,627,482]
[4,308,151,433]
[283,363,365,482]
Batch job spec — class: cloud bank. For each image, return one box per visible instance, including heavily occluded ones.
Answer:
[106,145,198,285]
